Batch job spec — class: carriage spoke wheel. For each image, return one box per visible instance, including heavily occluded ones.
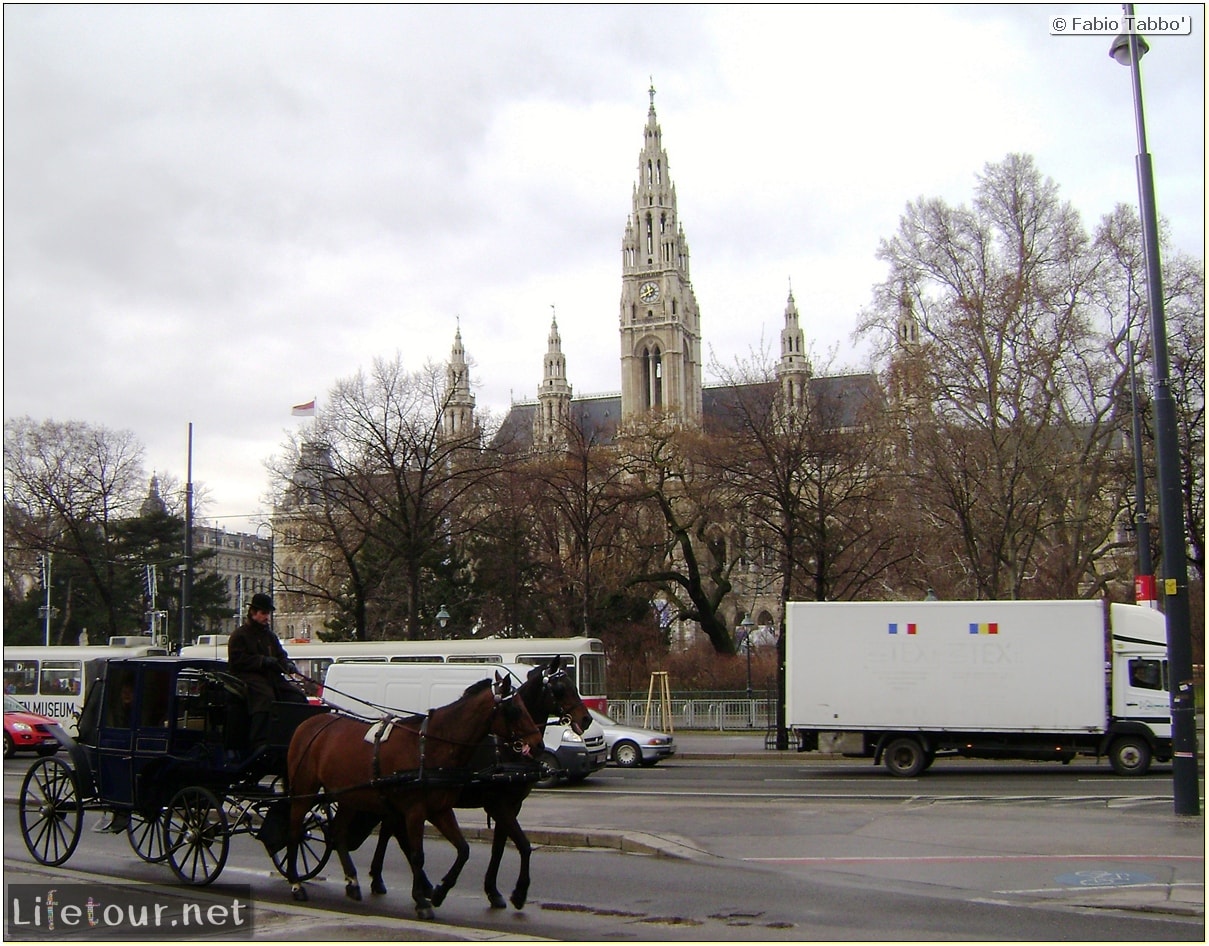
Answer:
[19,756,83,866]
[127,807,168,863]
[271,803,333,882]
[164,786,229,885]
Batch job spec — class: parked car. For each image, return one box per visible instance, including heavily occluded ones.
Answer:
[589,708,676,767]
[4,696,61,759]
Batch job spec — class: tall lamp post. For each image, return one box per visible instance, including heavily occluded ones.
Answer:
[1110,9,1199,816]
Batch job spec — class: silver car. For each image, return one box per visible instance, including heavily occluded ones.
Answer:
[589,708,676,767]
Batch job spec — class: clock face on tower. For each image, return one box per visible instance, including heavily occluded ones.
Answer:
[639,281,660,304]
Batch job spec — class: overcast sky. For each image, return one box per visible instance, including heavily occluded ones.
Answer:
[4,4,1204,534]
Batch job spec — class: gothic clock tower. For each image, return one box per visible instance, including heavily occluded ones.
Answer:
[619,84,702,426]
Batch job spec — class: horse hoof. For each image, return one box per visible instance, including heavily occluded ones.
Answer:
[510,892,527,911]
[371,879,387,896]
[345,884,362,902]
[488,894,507,910]
[291,887,308,903]
[430,886,448,908]
[416,906,434,921]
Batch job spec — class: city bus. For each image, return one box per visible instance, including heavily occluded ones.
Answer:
[179,635,609,712]
[3,642,168,732]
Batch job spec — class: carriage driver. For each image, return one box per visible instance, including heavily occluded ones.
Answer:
[227,593,308,750]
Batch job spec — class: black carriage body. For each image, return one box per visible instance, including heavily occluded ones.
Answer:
[72,657,326,813]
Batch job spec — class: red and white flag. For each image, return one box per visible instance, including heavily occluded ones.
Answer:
[291,399,316,417]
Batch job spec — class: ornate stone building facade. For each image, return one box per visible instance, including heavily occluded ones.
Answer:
[279,86,882,647]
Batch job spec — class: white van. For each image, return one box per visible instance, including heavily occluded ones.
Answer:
[321,662,607,786]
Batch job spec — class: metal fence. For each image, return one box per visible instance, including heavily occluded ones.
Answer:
[607,695,775,732]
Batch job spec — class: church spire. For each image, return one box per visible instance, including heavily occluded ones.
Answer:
[534,307,573,449]
[776,282,811,412]
[619,84,702,426]
[442,320,477,440]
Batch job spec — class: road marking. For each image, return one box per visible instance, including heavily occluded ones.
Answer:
[998,881,1205,895]
[745,853,1204,864]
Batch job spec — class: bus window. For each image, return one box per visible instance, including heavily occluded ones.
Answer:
[577,654,606,697]
[292,657,332,697]
[4,660,38,695]
[446,655,501,664]
[40,660,82,696]
[387,656,445,663]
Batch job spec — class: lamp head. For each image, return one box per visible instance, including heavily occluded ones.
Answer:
[1110,31,1149,66]
[435,604,451,629]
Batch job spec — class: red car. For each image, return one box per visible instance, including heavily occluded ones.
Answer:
[4,696,60,758]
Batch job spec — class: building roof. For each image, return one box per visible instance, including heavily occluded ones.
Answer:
[493,373,881,452]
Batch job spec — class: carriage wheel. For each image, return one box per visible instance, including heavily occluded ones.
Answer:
[19,756,83,866]
[163,786,229,885]
[270,804,333,882]
[127,807,168,863]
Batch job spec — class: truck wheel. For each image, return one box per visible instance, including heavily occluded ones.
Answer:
[883,737,926,777]
[1109,736,1152,776]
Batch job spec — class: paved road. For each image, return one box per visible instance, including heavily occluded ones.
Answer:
[5,744,1203,941]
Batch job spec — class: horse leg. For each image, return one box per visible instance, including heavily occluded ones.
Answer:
[504,811,533,910]
[402,807,436,920]
[370,816,413,896]
[327,807,362,901]
[484,791,532,910]
[285,797,311,902]
[483,818,509,909]
[428,808,471,908]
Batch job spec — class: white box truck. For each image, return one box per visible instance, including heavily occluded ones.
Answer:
[785,599,1173,776]
[321,662,608,786]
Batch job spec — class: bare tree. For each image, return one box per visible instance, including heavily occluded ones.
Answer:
[614,418,741,654]
[526,416,634,637]
[268,355,505,639]
[860,155,1124,599]
[4,417,146,640]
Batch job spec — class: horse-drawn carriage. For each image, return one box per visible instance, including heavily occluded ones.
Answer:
[17,654,591,917]
[18,656,333,885]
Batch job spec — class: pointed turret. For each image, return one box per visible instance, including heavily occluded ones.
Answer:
[776,283,811,413]
[442,321,477,440]
[534,309,573,449]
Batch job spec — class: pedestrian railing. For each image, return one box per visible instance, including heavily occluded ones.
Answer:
[607,697,773,732]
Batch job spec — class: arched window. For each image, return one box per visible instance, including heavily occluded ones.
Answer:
[642,345,664,410]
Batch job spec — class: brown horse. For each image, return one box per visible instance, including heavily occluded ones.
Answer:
[368,656,592,910]
[283,674,544,918]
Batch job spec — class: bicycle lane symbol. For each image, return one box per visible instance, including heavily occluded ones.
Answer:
[1056,870,1156,887]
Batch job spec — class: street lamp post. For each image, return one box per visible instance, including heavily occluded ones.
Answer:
[739,613,755,728]
[1110,9,1199,816]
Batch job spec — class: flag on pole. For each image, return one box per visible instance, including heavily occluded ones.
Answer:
[291,399,316,417]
